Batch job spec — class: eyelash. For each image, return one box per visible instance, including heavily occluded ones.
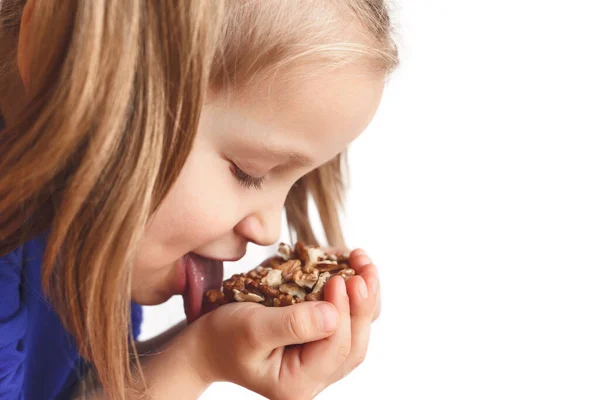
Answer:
[230,163,265,190]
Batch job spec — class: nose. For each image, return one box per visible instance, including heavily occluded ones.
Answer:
[234,206,282,247]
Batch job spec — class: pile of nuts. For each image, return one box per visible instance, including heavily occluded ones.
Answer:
[205,242,355,307]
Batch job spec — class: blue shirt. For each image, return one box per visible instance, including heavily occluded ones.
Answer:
[0,234,144,399]
[0,119,143,399]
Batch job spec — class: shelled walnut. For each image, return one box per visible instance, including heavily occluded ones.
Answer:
[205,242,354,307]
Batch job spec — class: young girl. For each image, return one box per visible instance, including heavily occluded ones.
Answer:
[0,0,398,398]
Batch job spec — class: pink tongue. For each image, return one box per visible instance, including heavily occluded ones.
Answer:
[183,254,223,324]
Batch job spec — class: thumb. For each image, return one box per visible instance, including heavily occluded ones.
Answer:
[259,301,339,348]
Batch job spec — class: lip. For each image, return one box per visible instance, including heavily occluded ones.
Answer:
[175,256,189,295]
[192,251,246,263]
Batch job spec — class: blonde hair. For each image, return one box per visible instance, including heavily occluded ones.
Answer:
[0,0,398,398]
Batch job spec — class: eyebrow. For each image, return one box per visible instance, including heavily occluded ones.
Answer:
[263,147,313,167]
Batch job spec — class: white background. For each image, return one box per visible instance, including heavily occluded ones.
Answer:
[140,1,600,399]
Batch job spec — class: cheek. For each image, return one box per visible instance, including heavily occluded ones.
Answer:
[134,144,242,271]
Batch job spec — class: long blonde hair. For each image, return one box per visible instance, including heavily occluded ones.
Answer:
[0,0,398,397]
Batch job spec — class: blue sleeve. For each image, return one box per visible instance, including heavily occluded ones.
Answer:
[0,246,26,399]
[131,302,143,340]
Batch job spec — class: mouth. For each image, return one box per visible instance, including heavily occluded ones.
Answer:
[182,253,225,324]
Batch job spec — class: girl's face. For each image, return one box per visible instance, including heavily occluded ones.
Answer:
[132,66,384,321]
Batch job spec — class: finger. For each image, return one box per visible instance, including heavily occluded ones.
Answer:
[347,275,373,318]
[362,264,381,322]
[249,301,339,350]
[373,282,381,321]
[358,264,379,319]
[348,249,372,274]
[351,259,380,322]
[331,275,374,381]
[298,276,352,376]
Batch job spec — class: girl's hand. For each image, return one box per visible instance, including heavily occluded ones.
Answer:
[180,248,380,400]
[327,248,380,384]
[348,248,381,322]
[327,247,381,322]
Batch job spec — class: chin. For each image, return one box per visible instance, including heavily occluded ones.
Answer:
[130,257,186,305]
[130,285,177,306]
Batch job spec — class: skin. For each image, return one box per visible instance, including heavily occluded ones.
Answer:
[10,1,384,398]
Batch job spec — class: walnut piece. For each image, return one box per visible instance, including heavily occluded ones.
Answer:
[247,266,269,280]
[205,289,227,305]
[295,242,327,272]
[305,291,324,302]
[336,268,356,281]
[233,289,264,303]
[273,294,298,307]
[305,271,330,301]
[311,271,330,295]
[279,259,302,281]
[261,269,283,288]
[278,242,293,260]
[292,269,319,289]
[315,262,346,273]
[279,283,307,301]
[257,282,280,298]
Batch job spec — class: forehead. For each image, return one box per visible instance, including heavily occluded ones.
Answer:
[210,65,385,163]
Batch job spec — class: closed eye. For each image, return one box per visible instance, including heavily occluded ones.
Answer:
[229,163,265,190]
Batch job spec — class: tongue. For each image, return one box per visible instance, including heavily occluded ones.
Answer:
[183,254,224,324]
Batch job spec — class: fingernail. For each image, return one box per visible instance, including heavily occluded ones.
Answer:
[358,279,368,299]
[316,303,337,332]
